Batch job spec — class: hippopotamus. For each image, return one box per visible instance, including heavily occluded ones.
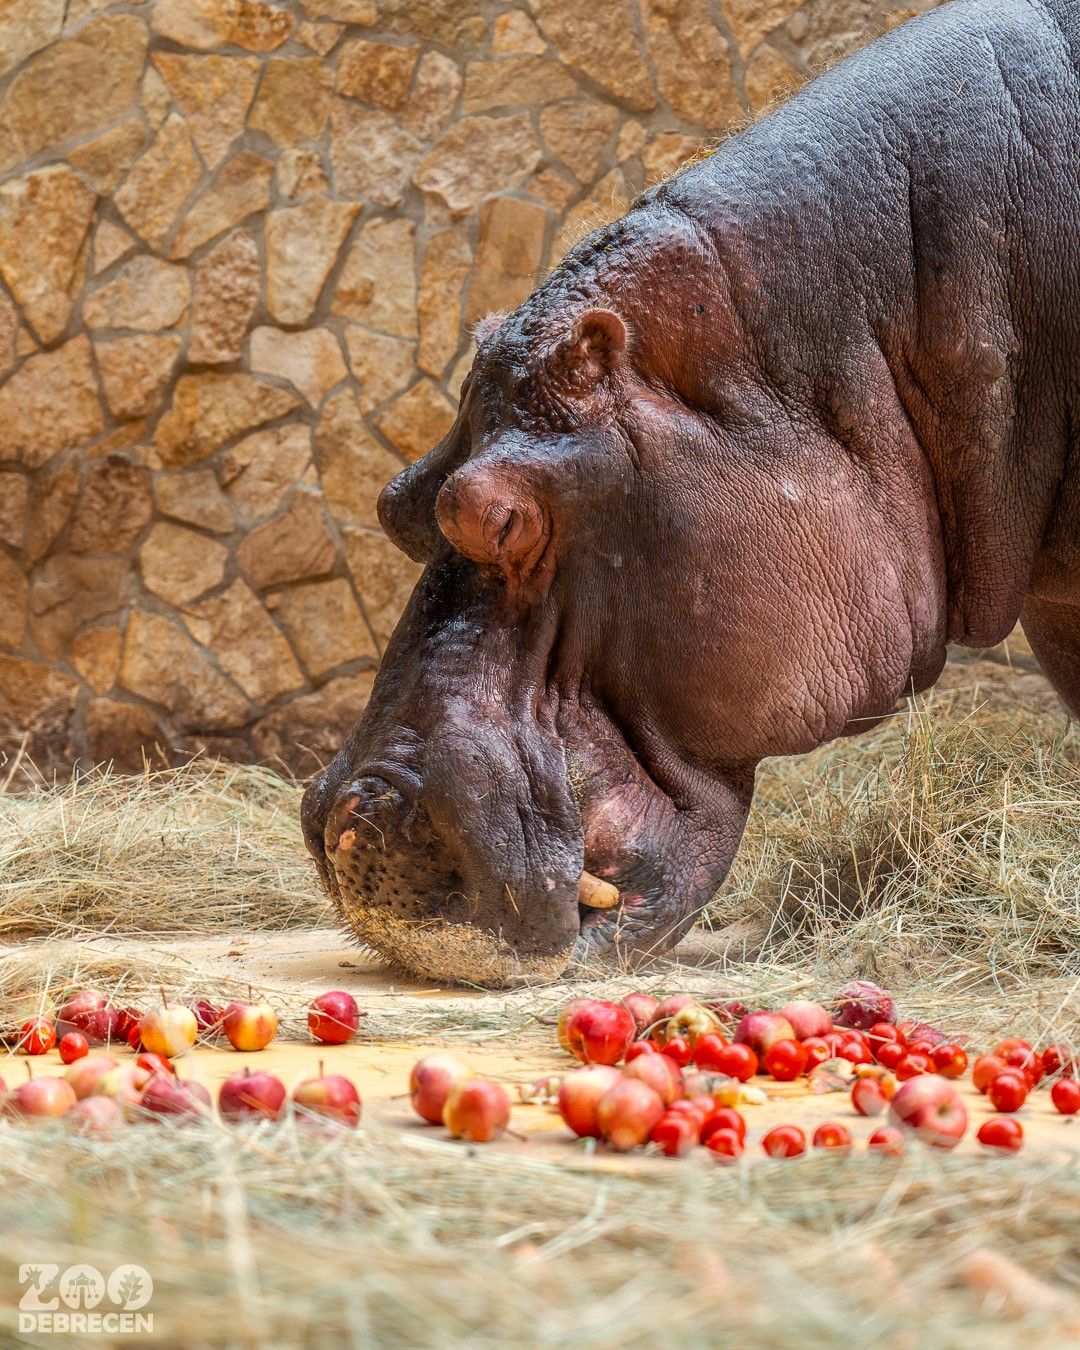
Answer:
[302,0,1080,987]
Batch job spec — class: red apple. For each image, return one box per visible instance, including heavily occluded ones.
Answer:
[136,1052,175,1078]
[836,981,896,1030]
[140,1001,198,1058]
[308,990,362,1045]
[623,1051,681,1104]
[896,1021,948,1047]
[67,1096,123,1135]
[557,1065,623,1138]
[6,1076,76,1118]
[564,1000,635,1065]
[780,1000,833,1040]
[140,1074,211,1120]
[57,989,110,1043]
[596,1079,665,1151]
[888,1074,967,1149]
[218,1067,287,1123]
[409,1053,473,1124]
[733,1011,796,1058]
[621,992,659,1037]
[112,1007,142,1043]
[293,1068,362,1128]
[443,1078,509,1142]
[97,1064,153,1113]
[64,1053,119,1099]
[190,1000,223,1034]
[222,999,278,1051]
[661,1003,720,1048]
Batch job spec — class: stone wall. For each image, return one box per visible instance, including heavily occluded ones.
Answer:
[0,0,939,782]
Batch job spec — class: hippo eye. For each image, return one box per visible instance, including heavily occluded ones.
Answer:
[435,462,549,581]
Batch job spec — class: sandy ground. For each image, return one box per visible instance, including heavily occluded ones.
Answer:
[7,925,1078,1166]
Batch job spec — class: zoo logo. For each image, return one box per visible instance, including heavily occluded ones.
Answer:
[18,1262,154,1335]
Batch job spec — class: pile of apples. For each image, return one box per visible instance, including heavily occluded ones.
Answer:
[0,987,368,1133]
[520,983,1079,1160]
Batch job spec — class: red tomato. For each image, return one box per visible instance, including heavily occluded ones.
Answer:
[661,1035,692,1068]
[58,1032,90,1065]
[905,1039,936,1057]
[1051,1079,1080,1115]
[976,1117,1024,1152]
[1003,1045,1043,1084]
[867,1022,903,1047]
[624,1040,656,1062]
[136,1052,175,1077]
[801,1037,832,1069]
[930,1043,968,1079]
[712,1042,758,1082]
[988,1070,1028,1113]
[972,1054,1007,1093]
[650,1112,698,1157]
[19,1017,56,1056]
[851,1078,887,1117]
[992,1037,1031,1059]
[763,1039,807,1082]
[837,1038,872,1065]
[867,1125,905,1156]
[762,1125,806,1158]
[895,1052,931,1081]
[812,1121,852,1149]
[875,1041,905,1071]
[700,1106,746,1145]
[1042,1044,1076,1078]
[705,1128,743,1163]
[691,1033,730,1070]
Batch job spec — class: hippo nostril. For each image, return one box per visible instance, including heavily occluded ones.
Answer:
[328,776,407,853]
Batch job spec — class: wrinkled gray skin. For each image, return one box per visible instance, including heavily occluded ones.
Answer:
[303,0,1080,987]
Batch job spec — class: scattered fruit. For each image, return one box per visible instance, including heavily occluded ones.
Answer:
[141,1074,211,1120]
[762,1124,806,1158]
[1042,1043,1076,1078]
[972,1054,1007,1093]
[620,993,659,1037]
[658,1035,691,1067]
[812,1121,852,1149]
[222,998,278,1052]
[57,990,110,1043]
[875,1040,906,1071]
[5,1076,76,1118]
[308,990,362,1045]
[64,1054,119,1099]
[851,1078,888,1117]
[867,1125,905,1155]
[219,1067,287,1123]
[443,1078,509,1142]
[705,1127,744,1162]
[976,1117,1024,1153]
[19,1017,57,1056]
[623,1051,682,1104]
[650,1111,698,1156]
[596,1079,665,1151]
[930,1044,968,1079]
[987,1070,1028,1114]
[709,1042,758,1082]
[410,1054,473,1125]
[734,1012,797,1058]
[293,1066,362,1128]
[888,1075,967,1149]
[625,1040,656,1062]
[780,1000,832,1040]
[763,1039,808,1081]
[1051,1078,1080,1115]
[190,999,224,1034]
[557,1065,623,1138]
[564,1000,635,1066]
[836,981,896,1030]
[700,1106,747,1145]
[67,1096,123,1135]
[139,999,197,1059]
[136,1052,175,1078]
[58,1032,90,1065]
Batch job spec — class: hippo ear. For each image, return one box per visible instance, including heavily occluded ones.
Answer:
[555,308,628,387]
[435,459,549,582]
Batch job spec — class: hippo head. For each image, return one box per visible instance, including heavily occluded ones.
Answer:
[302,199,945,987]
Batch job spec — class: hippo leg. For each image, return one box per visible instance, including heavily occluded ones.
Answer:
[1021,596,1080,716]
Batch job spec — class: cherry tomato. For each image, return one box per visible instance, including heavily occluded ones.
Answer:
[988,1070,1028,1113]
[136,1052,175,1077]
[801,1036,832,1069]
[19,1017,56,1056]
[661,1035,692,1068]
[875,1040,905,1071]
[906,1039,936,1057]
[58,1032,90,1064]
[700,1106,747,1145]
[1003,1045,1043,1085]
[691,1033,730,1071]
[624,1040,656,1062]
[1051,1078,1080,1115]
[895,1052,932,1080]
[992,1037,1031,1059]
[1042,1044,1076,1078]
[851,1078,887,1117]
[972,1054,1007,1093]
[812,1121,852,1149]
[867,1125,905,1155]
[930,1043,968,1079]
[705,1127,743,1163]
[712,1042,758,1082]
[837,1038,872,1065]
[650,1112,698,1157]
[763,1039,807,1082]
[867,1022,903,1047]
[762,1125,806,1158]
[976,1117,1024,1152]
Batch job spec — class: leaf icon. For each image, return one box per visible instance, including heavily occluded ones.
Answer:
[117,1271,143,1307]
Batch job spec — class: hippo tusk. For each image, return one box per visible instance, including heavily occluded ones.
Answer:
[578,871,620,909]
